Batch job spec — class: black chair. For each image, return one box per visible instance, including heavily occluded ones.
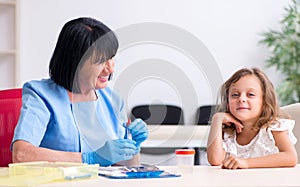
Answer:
[194,105,216,165]
[130,104,184,156]
[196,105,216,125]
[131,104,184,125]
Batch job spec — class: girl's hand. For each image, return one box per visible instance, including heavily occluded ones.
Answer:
[221,113,244,133]
[222,154,249,169]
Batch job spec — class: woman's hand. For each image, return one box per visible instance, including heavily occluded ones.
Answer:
[82,139,140,166]
[127,118,148,146]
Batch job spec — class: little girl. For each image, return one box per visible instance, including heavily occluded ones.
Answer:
[207,67,298,169]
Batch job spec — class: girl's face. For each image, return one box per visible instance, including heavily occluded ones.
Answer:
[78,58,114,93]
[228,75,263,124]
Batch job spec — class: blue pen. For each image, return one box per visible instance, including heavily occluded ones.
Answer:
[124,119,131,139]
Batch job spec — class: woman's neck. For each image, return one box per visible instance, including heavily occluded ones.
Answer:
[67,90,97,103]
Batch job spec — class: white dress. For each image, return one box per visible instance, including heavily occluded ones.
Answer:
[222,119,297,158]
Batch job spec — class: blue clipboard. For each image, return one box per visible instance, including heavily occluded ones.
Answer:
[98,165,181,179]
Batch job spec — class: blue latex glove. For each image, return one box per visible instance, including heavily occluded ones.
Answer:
[126,118,148,146]
[82,139,140,166]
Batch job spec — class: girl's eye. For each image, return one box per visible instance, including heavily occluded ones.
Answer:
[231,93,239,97]
[248,93,255,97]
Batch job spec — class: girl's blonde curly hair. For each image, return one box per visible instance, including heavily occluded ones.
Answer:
[216,67,289,131]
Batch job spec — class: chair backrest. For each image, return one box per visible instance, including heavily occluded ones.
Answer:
[131,104,184,156]
[131,104,184,125]
[0,88,22,167]
[281,103,300,163]
[196,105,216,125]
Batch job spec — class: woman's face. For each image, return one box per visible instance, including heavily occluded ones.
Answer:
[228,75,263,124]
[78,58,115,92]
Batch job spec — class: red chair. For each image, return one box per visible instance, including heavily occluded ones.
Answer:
[0,88,22,167]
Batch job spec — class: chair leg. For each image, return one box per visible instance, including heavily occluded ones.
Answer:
[194,147,200,165]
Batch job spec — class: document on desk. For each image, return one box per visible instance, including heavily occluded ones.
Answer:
[98,165,180,179]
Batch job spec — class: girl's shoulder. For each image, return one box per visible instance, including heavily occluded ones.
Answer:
[269,119,295,131]
[267,119,297,145]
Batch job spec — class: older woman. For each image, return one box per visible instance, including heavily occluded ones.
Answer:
[12,17,148,166]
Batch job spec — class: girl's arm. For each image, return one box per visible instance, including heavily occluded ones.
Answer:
[207,112,243,165]
[207,113,226,165]
[223,131,298,169]
[248,130,297,168]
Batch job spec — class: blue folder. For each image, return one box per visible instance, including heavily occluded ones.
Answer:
[98,165,181,179]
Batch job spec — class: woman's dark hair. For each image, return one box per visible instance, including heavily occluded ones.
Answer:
[49,17,119,93]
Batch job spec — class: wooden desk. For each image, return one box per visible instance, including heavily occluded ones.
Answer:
[141,125,210,148]
[38,165,300,187]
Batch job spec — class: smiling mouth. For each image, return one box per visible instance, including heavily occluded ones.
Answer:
[98,75,109,79]
[98,76,109,82]
[99,75,108,78]
[237,107,249,110]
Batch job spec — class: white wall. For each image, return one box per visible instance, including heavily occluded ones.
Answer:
[17,0,291,124]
